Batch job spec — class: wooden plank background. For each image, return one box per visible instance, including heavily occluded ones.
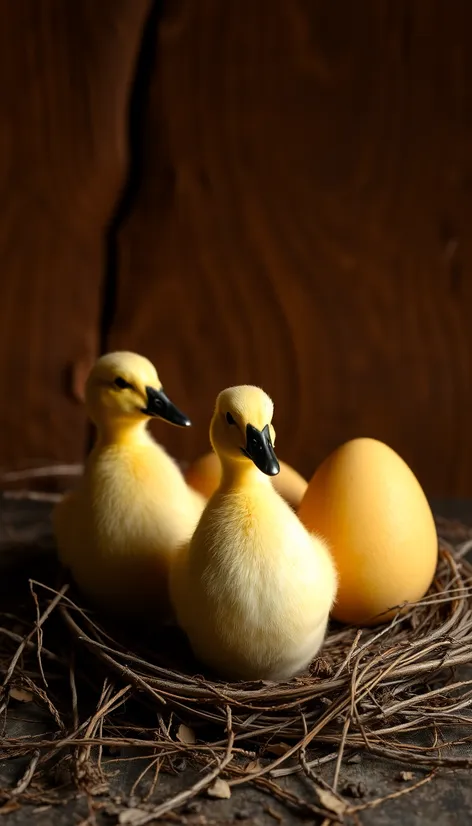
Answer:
[1,0,472,496]
[0,0,151,465]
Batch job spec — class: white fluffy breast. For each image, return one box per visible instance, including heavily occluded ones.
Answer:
[196,489,334,636]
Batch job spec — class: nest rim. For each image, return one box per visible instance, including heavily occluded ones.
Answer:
[57,540,472,743]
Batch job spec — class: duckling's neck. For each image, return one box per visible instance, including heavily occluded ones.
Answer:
[219,458,271,491]
[94,418,152,449]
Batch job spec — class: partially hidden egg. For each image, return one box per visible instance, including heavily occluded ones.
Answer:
[185,450,308,510]
[297,437,438,626]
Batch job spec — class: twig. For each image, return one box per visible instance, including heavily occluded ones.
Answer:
[29,581,47,688]
[1,584,69,689]
[10,749,40,797]
[2,491,63,503]
[78,684,131,767]
[247,774,342,821]
[69,655,79,731]
[332,716,350,792]
[348,771,436,813]
[130,756,162,801]
[299,712,344,805]
[0,464,82,481]
[0,627,64,663]
[120,706,235,825]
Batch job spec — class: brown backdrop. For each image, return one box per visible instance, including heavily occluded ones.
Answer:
[0,0,471,497]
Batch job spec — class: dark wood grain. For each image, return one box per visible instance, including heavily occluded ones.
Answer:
[0,0,151,465]
[107,0,472,496]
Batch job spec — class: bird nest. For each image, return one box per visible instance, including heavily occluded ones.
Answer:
[60,541,472,725]
[60,539,472,759]
[2,483,472,822]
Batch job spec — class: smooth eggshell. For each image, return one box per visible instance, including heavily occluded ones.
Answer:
[185,451,307,510]
[297,437,438,626]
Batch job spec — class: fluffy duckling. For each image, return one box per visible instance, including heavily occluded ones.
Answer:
[53,351,205,619]
[170,385,338,681]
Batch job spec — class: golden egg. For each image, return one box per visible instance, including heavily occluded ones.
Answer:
[185,451,221,500]
[185,450,307,510]
[298,438,438,626]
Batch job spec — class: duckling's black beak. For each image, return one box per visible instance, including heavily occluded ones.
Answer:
[241,424,280,476]
[142,386,191,427]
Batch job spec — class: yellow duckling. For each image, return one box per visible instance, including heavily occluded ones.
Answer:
[53,351,205,619]
[170,385,338,681]
[184,450,308,510]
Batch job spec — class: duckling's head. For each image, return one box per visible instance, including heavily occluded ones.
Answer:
[210,385,280,476]
[85,351,191,429]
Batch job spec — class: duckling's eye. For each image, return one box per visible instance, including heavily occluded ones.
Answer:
[226,412,236,426]
[114,377,133,390]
